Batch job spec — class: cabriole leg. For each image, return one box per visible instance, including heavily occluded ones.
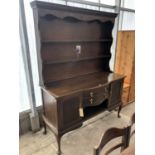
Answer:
[56,135,62,155]
[43,121,47,135]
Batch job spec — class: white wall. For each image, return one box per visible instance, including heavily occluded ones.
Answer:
[119,11,135,30]
[19,44,30,112]
[120,0,135,30]
[19,0,43,112]
[121,0,135,9]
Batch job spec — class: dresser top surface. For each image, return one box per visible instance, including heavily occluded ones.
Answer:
[43,72,124,97]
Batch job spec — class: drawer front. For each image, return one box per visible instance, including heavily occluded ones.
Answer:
[83,84,109,107]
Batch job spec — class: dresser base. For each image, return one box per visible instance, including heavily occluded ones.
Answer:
[42,105,122,155]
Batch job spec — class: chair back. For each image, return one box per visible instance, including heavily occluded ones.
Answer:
[130,113,135,139]
[94,126,130,155]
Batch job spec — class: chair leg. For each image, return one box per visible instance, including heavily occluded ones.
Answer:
[118,105,122,118]
[121,126,131,151]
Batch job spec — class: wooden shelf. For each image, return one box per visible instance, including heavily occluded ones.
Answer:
[45,71,101,85]
[41,39,112,44]
[43,55,111,65]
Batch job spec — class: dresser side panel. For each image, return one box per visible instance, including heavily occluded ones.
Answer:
[42,90,58,129]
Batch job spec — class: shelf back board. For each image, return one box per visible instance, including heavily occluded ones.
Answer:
[31,1,117,86]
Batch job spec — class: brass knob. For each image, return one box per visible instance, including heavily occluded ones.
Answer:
[90,92,94,97]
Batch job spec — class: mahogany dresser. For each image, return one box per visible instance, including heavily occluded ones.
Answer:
[31,1,125,154]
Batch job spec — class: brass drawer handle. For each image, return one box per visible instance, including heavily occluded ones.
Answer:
[90,98,93,104]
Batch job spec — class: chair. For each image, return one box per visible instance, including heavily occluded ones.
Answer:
[94,127,130,155]
[130,113,135,140]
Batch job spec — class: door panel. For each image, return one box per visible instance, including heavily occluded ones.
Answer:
[108,79,124,108]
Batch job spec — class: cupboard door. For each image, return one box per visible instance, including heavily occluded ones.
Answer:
[108,78,124,108]
[60,94,81,130]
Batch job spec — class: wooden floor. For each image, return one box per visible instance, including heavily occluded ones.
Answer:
[19,103,135,155]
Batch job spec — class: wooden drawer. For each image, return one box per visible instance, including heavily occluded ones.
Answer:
[122,87,130,105]
[83,84,109,107]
